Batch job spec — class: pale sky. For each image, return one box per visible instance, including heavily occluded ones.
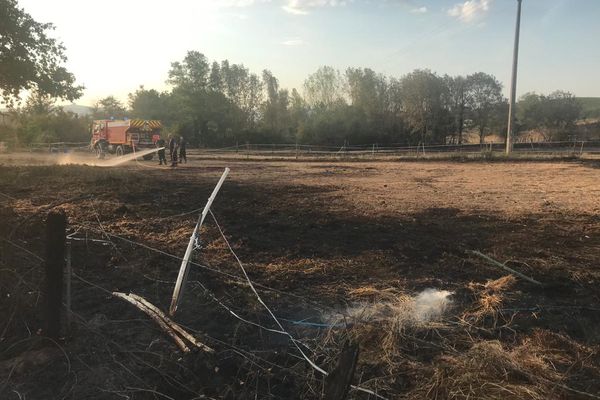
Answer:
[18,0,600,106]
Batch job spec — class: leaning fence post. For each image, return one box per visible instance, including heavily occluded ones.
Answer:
[170,168,230,316]
[44,210,67,339]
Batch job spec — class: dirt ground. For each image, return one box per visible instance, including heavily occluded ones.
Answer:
[1,152,599,399]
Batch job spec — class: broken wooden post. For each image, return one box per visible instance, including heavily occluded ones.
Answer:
[170,168,230,315]
[114,292,190,353]
[44,210,67,339]
[114,292,214,353]
[324,341,359,400]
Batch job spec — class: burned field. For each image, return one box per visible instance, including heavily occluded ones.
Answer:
[1,158,600,399]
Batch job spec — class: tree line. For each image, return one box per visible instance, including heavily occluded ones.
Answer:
[89,51,580,148]
[1,51,585,147]
[0,0,588,148]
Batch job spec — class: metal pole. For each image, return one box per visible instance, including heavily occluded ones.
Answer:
[506,0,523,155]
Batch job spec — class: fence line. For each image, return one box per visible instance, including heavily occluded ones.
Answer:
[193,140,600,158]
[4,139,599,158]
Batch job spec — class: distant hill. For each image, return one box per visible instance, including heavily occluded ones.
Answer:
[62,104,93,116]
[578,97,600,119]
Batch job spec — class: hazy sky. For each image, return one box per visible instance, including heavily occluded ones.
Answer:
[18,0,600,105]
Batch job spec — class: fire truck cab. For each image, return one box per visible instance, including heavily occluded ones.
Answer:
[91,119,162,159]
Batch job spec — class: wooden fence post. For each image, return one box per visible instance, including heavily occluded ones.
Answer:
[44,210,67,339]
[65,240,72,332]
[324,341,359,400]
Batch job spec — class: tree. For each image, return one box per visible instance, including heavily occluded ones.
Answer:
[400,69,447,144]
[444,75,468,144]
[208,62,223,92]
[465,73,504,144]
[303,66,345,108]
[519,91,581,139]
[128,86,172,122]
[3,90,89,146]
[168,51,210,91]
[92,96,127,119]
[261,70,291,138]
[24,89,56,115]
[0,0,83,104]
[289,88,308,141]
[345,68,390,141]
[386,78,405,143]
[543,91,581,135]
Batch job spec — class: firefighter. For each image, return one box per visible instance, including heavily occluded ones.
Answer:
[171,136,179,167]
[179,137,187,164]
[168,135,176,162]
[156,137,167,165]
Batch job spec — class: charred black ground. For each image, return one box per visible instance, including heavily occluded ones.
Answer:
[1,157,599,399]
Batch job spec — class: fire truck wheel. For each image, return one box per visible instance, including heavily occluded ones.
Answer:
[116,146,124,157]
[94,144,106,159]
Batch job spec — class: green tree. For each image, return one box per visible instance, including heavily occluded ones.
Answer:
[208,61,223,92]
[168,52,249,146]
[168,51,210,91]
[24,89,56,115]
[345,68,391,142]
[518,91,581,139]
[6,91,89,145]
[0,0,83,104]
[444,75,468,144]
[128,86,172,122]
[92,96,127,120]
[261,70,291,139]
[303,66,345,108]
[465,72,504,144]
[544,91,581,136]
[288,88,308,141]
[400,69,448,144]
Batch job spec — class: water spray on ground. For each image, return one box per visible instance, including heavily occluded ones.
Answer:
[56,147,162,167]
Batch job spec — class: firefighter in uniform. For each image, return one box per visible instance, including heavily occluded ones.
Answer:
[170,137,179,167]
[168,135,176,162]
[179,137,187,164]
[156,137,167,165]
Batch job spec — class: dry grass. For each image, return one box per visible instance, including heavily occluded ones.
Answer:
[414,339,561,400]
[462,275,517,328]
[315,279,600,399]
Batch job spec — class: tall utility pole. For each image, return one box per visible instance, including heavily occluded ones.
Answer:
[506,0,523,154]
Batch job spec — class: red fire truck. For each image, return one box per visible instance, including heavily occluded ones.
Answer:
[90,119,162,159]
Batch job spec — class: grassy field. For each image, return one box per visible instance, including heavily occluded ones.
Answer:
[1,153,600,399]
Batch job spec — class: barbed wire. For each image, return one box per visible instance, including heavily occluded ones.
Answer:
[69,221,331,313]
[208,209,388,400]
